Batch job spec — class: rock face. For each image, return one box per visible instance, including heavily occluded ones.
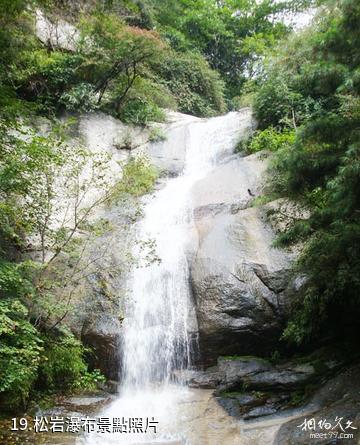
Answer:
[146,112,200,175]
[35,9,80,51]
[74,111,300,379]
[216,356,317,392]
[183,355,324,394]
[185,350,352,425]
[190,152,296,365]
[59,111,198,380]
[81,314,122,381]
[274,364,360,445]
[42,109,297,383]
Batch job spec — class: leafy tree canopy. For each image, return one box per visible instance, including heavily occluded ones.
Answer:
[250,0,360,347]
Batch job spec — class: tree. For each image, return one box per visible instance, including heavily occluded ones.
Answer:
[252,0,360,346]
[150,0,310,98]
[79,13,164,111]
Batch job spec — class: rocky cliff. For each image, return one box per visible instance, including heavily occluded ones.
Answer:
[189,151,296,364]
[33,0,301,376]
[55,109,299,378]
[25,108,359,445]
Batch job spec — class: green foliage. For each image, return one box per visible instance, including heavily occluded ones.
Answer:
[127,77,176,111]
[0,261,34,299]
[112,155,158,200]
[0,0,318,414]
[254,74,305,130]
[153,50,226,116]
[0,296,105,412]
[59,83,99,112]
[0,0,315,122]
[254,0,360,346]
[148,126,166,143]
[0,88,112,412]
[119,97,165,125]
[78,368,106,390]
[78,12,165,113]
[150,0,301,99]
[0,126,64,259]
[0,1,228,121]
[0,124,109,410]
[0,299,43,411]
[38,334,105,392]
[165,51,224,114]
[237,128,296,154]
[122,155,157,196]
[1,0,309,121]
[15,49,84,113]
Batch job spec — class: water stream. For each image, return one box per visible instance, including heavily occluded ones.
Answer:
[83,111,252,445]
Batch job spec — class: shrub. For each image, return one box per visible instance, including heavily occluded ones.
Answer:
[148,126,167,143]
[59,83,98,112]
[0,299,43,411]
[253,0,360,347]
[126,77,176,110]
[15,49,83,112]
[153,50,226,117]
[111,154,158,202]
[38,333,104,392]
[118,97,165,125]
[237,128,296,154]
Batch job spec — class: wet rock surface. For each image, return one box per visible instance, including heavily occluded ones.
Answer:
[174,368,221,389]
[239,364,316,391]
[180,355,317,393]
[190,152,296,365]
[17,108,359,444]
[274,364,360,444]
[43,393,114,416]
[146,112,200,175]
[186,347,355,428]
[217,390,292,420]
[60,111,204,380]
[81,314,122,381]
[217,356,274,389]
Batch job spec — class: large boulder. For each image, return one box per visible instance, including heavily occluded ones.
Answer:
[274,364,360,445]
[187,355,324,393]
[216,356,317,392]
[190,153,296,365]
[198,348,352,421]
[81,314,122,381]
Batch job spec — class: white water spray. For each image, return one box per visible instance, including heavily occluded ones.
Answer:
[83,110,252,445]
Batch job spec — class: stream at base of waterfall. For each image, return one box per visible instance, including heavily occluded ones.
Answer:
[81,111,252,445]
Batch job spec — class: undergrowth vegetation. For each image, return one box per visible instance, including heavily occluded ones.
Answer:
[247,0,360,347]
[5,3,229,123]
[0,0,316,413]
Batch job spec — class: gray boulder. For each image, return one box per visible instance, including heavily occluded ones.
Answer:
[215,357,316,392]
[81,314,122,381]
[194,368,222,388]
[241,365,316,391]
[274,364,360,445]
[218,356,273,388]
[190,153,296,364]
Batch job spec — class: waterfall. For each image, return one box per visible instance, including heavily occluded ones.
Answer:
[83,110,252,445]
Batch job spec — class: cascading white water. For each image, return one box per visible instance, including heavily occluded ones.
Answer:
[83,110,252,445]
